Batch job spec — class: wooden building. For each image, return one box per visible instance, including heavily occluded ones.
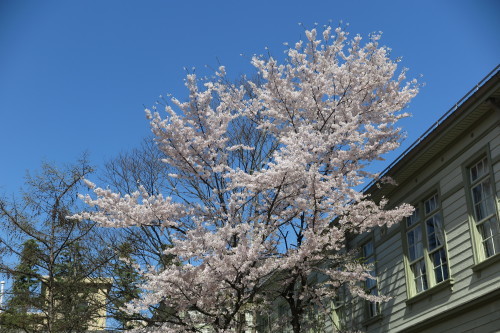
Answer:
[346,66,500,332]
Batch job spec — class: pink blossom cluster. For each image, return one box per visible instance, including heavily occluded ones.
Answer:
[75,26,417,332]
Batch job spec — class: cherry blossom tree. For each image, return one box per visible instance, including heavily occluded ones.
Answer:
[75,26,418,332]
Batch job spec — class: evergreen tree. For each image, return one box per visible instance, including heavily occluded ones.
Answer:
[109,242,142,330]
[51,242,96,332]
[9,240,41,312]
[0,158,114,332]
[0,239,43,330]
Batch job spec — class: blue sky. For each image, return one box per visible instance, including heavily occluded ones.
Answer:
[0,0,499,195]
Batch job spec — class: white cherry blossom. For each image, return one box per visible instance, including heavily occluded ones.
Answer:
[76,26,418,332]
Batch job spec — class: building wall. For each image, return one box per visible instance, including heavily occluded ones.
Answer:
[353,100,500,332]
[86,280,112,331]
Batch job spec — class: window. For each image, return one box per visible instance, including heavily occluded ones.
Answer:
[405,193,450,296]
[331,294,345,332]
[467,156,500,260]
[361,240,379,318]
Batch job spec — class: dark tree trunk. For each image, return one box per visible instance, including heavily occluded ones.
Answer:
[290,312,301,333]
[283,273,305,333]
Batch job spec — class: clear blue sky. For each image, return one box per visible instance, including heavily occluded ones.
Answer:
[0,0,499,195]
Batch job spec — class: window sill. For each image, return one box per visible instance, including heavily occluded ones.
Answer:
[362,313,383,327]
[406,279,454,305]
[472,252,500,272]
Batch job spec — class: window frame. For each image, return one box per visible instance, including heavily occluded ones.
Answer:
[331,296,345,332]
[402,189,452,299]
[463,150,500,265]
[360,238,380,320]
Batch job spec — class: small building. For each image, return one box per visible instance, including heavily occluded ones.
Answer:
[41,277,113,331]
[0,276,112,332]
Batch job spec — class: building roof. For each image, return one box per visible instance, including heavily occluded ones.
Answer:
[365,64,500,200]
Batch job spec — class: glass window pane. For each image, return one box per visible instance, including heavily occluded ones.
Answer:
[483,179,495,216]
[432,248,448,283]
[435,265,443,282]
[441,250,449,281]
[427,214,444,250]
[475,202,486,221]
[481,218,500,257]
[484,238,495,259]
[432,250,441,266]
[408,230,415,246]
[428,233,436,250]
[368,301,378,318]
[412,260,428,293]
[426,218,435,234]
[424,195,438,214]
[426,217,436,250]
[472,184,482,204]
[363,242,374,257]
[415,227,423,258]
[483,178,492,197]
[471,180,493,219]
[480,219,494,239]
[407,208,420,227]
[421,274,428,292]
[442,263,449,280]
[411,261,419,276]
[479,159,488,177]
[434,214,445,247]
[470,157,488,182]
[476,160,484,179]
[408,226,423,261]
[409,246,416,262]
[415,225,422,242]
[434,262,449,283]
[367,287,379,318]
[366,278,376,289]
[416,279,423,293]
[471,164,478,182]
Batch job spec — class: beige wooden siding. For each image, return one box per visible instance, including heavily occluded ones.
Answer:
[416,299,500,333]
[359,109,500,333]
